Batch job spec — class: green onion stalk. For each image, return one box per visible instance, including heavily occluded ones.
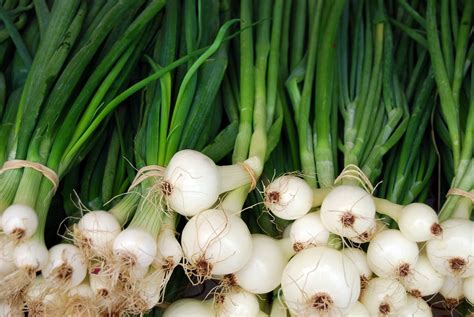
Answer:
[200,0,286,233]
[372,2,438,222]
[283,0,344,247]
[61,106,136,222]
[282,0,412,246]
[0,0,166,303]
[73,3,257,314]
[424,0,473,221]
[176,0,285,313]
[0,0,33,66]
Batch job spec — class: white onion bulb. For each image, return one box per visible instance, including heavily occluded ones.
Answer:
[14,238,49,271]
[89,272,113,302]
[25,276,64,315]
[281,246,360,316]
[360,277,407,316]
[112,228,157,268]
[163,299,214,317]
[154,228,183,271]
[426,218,474,278]
[42,244,87,289]
[216,289,260,317]
[341,247,372,287]
[397,203,441,242]
[400,254,444,297]
[65,282,97,316]
[343,301,369,316]
[463,275,474,304]
[181,209,252,278]
[0,235,16,278]
[367,229,419,279]
[320,185,376,239]
[76,211,121,253]
[439,275,464,309]
[264,175,313,220]
[136,269,167,310]
[397,295,432,317]
[347,219,381,244]
[290,211,329,252]
[163,150,221,217]
[1,204,38,240]
[234,234,287,294]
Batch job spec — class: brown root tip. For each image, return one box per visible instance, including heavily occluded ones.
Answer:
[355,231,370,243]
[98,289,109,298]
[161,181,172,196]
[444,298,460,310]
[223,274,238,288]
[310,293,333,312]
[12,228,25,240]
[379,302,391,315]
[161,257,175,272]
[183,256,214,285]
[360,275,369,290]
[265,191,280,204]
[341,212,355,228]
[215,293,226,305]
[397,263,411,277]
[448,257,466,274]
[27,301,46,316]
[293,242,305,253]
[430,223,443,236]
[409,289,422,298]
[118,253,137,268]
[196,259,212,277]
[54,263,73,281]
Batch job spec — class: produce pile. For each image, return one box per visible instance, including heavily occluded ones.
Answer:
[0,0,472,316]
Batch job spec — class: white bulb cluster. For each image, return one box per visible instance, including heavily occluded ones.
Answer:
[2,151,471,317]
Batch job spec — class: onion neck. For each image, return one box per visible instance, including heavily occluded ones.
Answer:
[14,168,42,208]
[327,233,342,250]
[451,196,472,219]
[0,169,22,213]
[109,190,140,226]
[312,188,331,207]
[160,212,177,232]
[129,188,166,240]
[218,156,263,193]
[33,179,55,241]
[219,186,249,217]
[373,197,403,222]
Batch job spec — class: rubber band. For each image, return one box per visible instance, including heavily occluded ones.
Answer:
[238,162,257,192]
[447,188,474,202]
[128,165,165,191]
[333,164,374,194]
[0,160,59,193]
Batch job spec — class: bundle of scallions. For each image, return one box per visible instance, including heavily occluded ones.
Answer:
[0,0,472,316]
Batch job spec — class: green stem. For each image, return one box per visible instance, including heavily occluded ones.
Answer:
[248,0,271,167]
[13,168,43,208]
[314,0,346,187]
[297,0,323,187]
[265,0,283,130]
[129,188,166,239]
[373,197,404,222]
[165,19,239,162]
[233,0,254,163]
[426,0,461,172]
